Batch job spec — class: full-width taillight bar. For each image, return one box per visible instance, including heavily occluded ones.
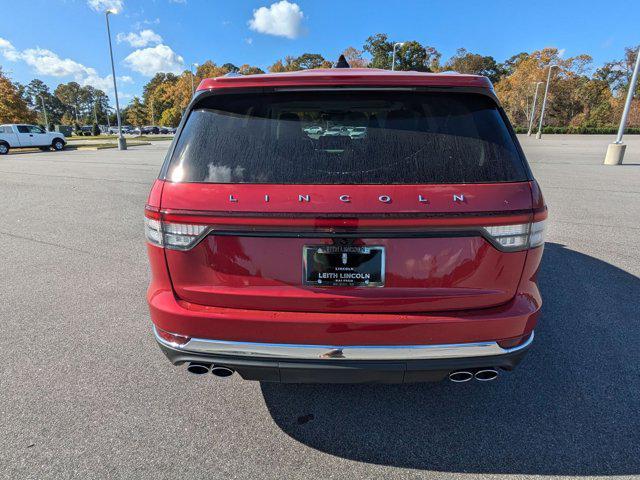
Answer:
[145,206,547,252]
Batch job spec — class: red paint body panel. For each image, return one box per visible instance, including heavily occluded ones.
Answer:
[196,68,493,92]
[146,180,544,345]
[158,181,535,314]
[160,181,531,215]
[165,236,526,312]
[148,244,541,345]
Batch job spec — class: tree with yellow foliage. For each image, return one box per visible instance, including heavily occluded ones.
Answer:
[0,68,36,124]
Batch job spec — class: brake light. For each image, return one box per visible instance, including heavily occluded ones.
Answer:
[484,220,546,251]
[144,208,208,250]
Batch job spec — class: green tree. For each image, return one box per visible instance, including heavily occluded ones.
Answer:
[221,63,239,72]
[363,33,394,69]
[268,54,331,72]
[54,82,83,123]
[295,53,332,70]
[443,48,504,83]
[394,41,441,72]
[363,34,440,71]
[25,79,65,125]
[125,97,147,128]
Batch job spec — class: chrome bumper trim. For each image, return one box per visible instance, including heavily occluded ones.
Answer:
[153,327,534,361]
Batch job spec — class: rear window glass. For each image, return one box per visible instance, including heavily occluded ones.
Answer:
[167,91,527,184]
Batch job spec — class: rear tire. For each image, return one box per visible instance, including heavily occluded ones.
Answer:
[0,142,9,155]
[52,139,65,151]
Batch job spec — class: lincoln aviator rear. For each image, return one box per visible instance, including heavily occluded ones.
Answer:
[145,67,546,383]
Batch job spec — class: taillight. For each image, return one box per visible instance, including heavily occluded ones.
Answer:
[144,208,208,250]
[484,220,546,251]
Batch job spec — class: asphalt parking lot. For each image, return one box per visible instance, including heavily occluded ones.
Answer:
[1,135,639,479]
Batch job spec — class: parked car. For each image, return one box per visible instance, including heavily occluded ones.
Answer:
[349,126,367,139]
[141,125,160,135]
[0,124,66,154]
[145,68,546,383]
[304,125,323,135]
[323,125,349,136]
[75,125,94,136]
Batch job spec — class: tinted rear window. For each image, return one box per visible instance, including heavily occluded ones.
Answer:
[167,91,528,184]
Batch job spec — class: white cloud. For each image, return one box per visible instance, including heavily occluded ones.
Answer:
[248,1,304,39]
[123,44,184,76]
[0,37,120,94]
[116,29,162,48]
[119,75,134,83]
[21,48,93,78]
[87,0,124,13]
[169,0,187,3]
[244,37,253,45]
[0,37,20,61]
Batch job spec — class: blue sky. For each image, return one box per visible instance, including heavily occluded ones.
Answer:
[1,0,639,106]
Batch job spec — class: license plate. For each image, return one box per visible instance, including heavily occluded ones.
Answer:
[303,245,385,287]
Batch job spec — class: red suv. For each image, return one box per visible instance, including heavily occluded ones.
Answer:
[145,67,546,383]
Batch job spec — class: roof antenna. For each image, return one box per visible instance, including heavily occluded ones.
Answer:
[335,54,350,69]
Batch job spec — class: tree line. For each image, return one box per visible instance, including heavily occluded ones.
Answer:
[1,33,639,132]
[0,71,111,130]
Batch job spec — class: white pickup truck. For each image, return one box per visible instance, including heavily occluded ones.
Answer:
[0,124,66,154]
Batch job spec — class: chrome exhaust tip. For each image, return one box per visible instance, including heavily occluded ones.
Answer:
[449,370,473,383]
[475,369,499,382]
[211,366,234,378]
[186,362,211,375]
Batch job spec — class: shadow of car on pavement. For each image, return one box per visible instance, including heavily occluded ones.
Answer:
[260,242,640,475]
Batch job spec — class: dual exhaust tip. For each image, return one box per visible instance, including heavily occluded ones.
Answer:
[186,362,234,378]
[187,362,497,382]
[449,368,498,383]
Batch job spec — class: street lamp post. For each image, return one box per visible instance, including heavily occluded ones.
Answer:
[604,46,640,165]
[527,82,543,136]
[40,96,49,131]
[105,9,127,150]
[536,64,559,139]
[190,63,198,97]
[391,42,405,71]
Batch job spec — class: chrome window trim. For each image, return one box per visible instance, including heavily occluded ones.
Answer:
[154,326,533,361]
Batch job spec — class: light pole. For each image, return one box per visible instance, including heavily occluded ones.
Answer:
[527,81,543,136]
[105,9,127,150]
[40,95,49,131]
[536,65,559,139]
[190,63,198,97]
[605,46,640,165]
[391,42,405,71]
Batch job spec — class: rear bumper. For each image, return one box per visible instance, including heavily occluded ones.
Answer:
[154,326,534,383]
